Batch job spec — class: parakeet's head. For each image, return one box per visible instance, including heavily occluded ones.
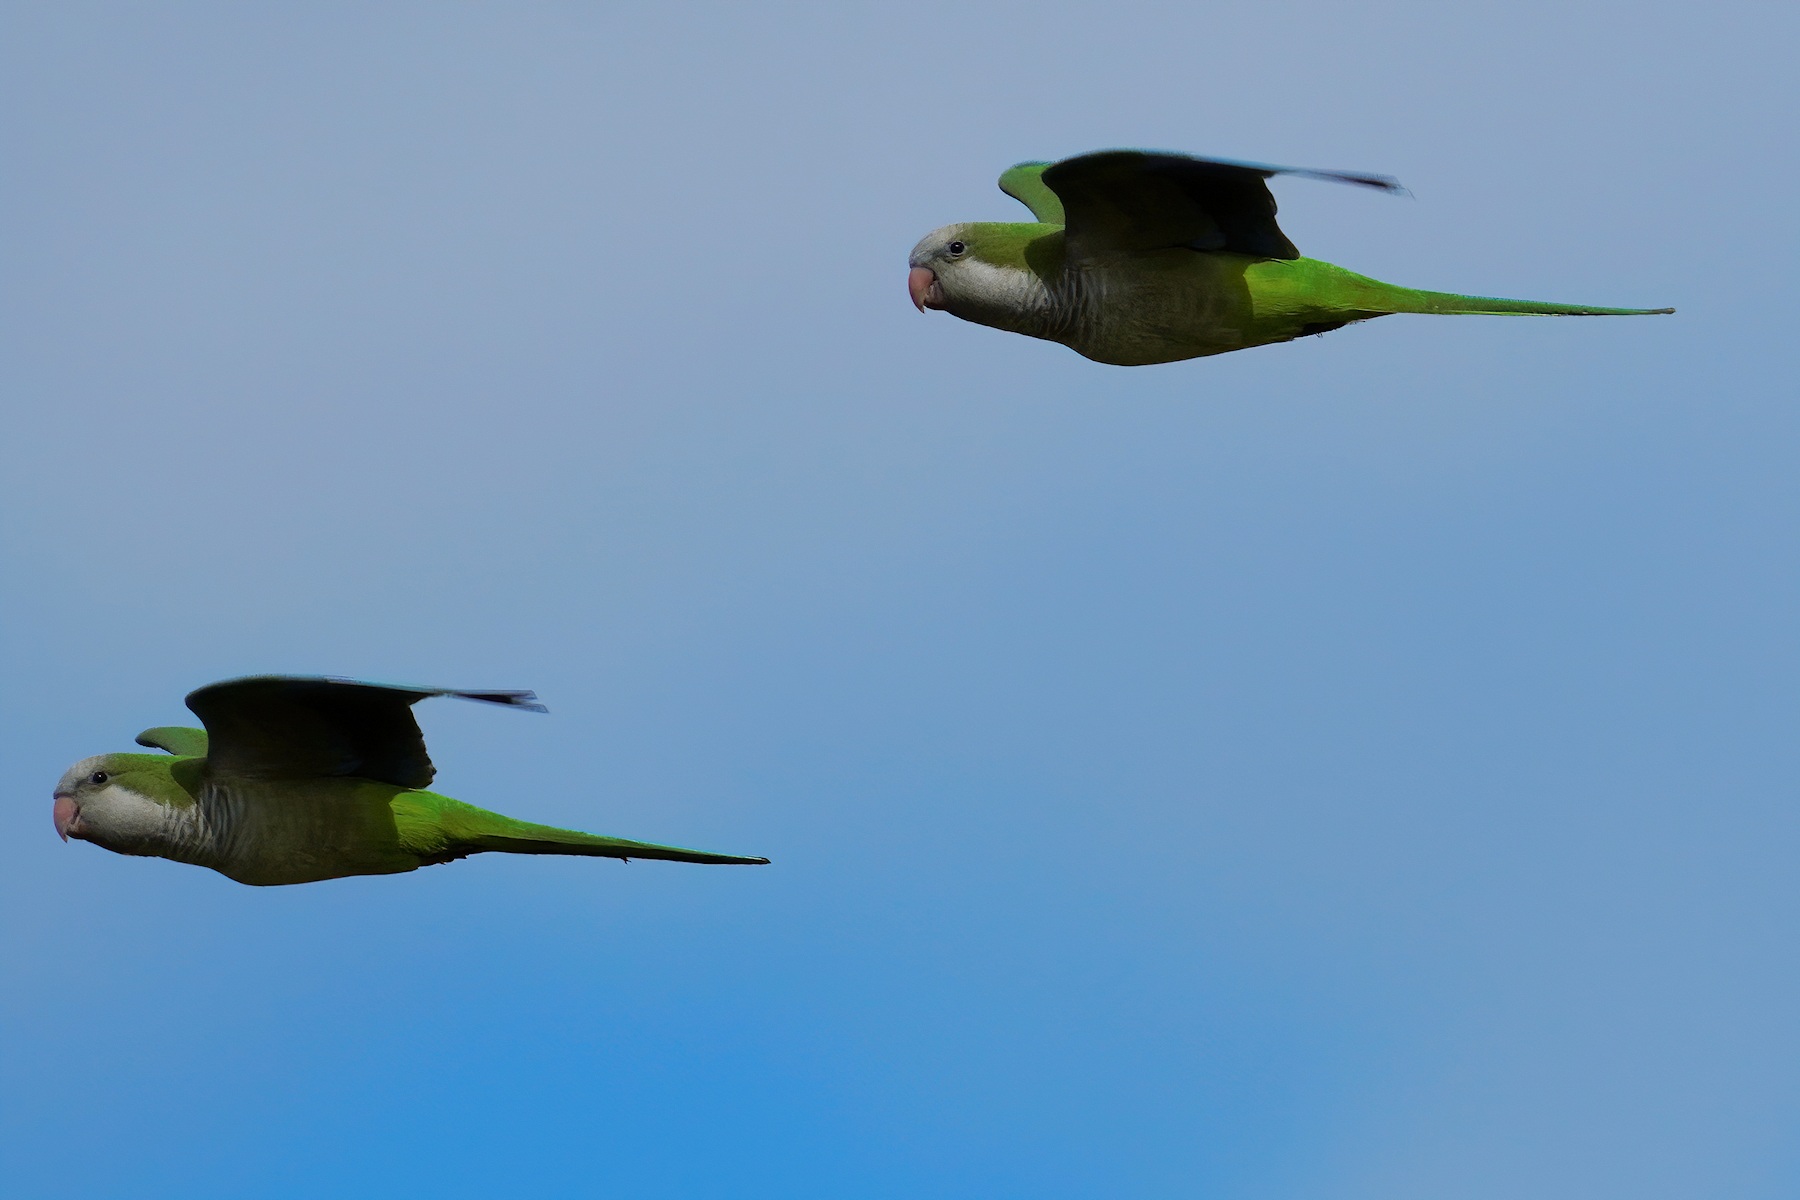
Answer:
[907,223,971,311]
[907,222,1062,325]
[53,753,193,855]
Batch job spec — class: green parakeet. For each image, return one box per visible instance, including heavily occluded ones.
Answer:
[52,676,769,886]
[908,150,1672,365]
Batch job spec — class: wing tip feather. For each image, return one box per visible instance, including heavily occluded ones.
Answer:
[311,676,551,713]
[1293,167,1409,195]
[455,689,549,714]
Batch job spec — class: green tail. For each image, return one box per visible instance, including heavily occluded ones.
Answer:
[393,790,770,866]
[473,821,771,865]
[1377,285,1674,318]
[1260,259,1674,324]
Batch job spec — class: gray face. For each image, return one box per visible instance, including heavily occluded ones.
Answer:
[907,223,976,311]
[907,223,1055,341]
[52,755,178,856]
[908,224,975,270]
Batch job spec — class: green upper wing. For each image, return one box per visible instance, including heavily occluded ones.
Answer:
[998,162,1066,224]
[185,675,546,787]
[1039,150,1403,263]
[136,726,209,756]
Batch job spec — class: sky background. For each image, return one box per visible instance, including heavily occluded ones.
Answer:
[2,3,1796,1197]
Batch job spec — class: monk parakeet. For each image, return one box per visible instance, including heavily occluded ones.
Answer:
[52,676,769,886]
[908,150,1672,365]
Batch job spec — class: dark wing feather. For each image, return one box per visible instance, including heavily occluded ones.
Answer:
[186,676,545,787]
[1041,150,1403,263]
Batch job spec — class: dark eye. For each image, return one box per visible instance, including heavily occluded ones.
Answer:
[90,771,109,785]
[947,240,966,256]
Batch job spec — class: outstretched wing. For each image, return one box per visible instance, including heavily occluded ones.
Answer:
[186,675,546,787]
[1040,150,1402,263]
[136,726,209,756]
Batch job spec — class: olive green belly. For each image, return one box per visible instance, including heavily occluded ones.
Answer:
[200,779,423,886]
[1061,254,1391,366]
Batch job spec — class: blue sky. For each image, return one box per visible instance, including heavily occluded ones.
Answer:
[2,3,1795,1197]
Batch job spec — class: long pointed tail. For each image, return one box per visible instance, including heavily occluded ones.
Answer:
[398,792,770,865]
[1378,286,1673,318]
[475,823,770,865]
[1274,259,1675,321]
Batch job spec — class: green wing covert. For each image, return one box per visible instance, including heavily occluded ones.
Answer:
[135,726,210,756]
[998,162,1065,224]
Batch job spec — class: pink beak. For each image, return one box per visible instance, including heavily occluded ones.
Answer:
[53,793,78,842]
[909,266,944,312]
